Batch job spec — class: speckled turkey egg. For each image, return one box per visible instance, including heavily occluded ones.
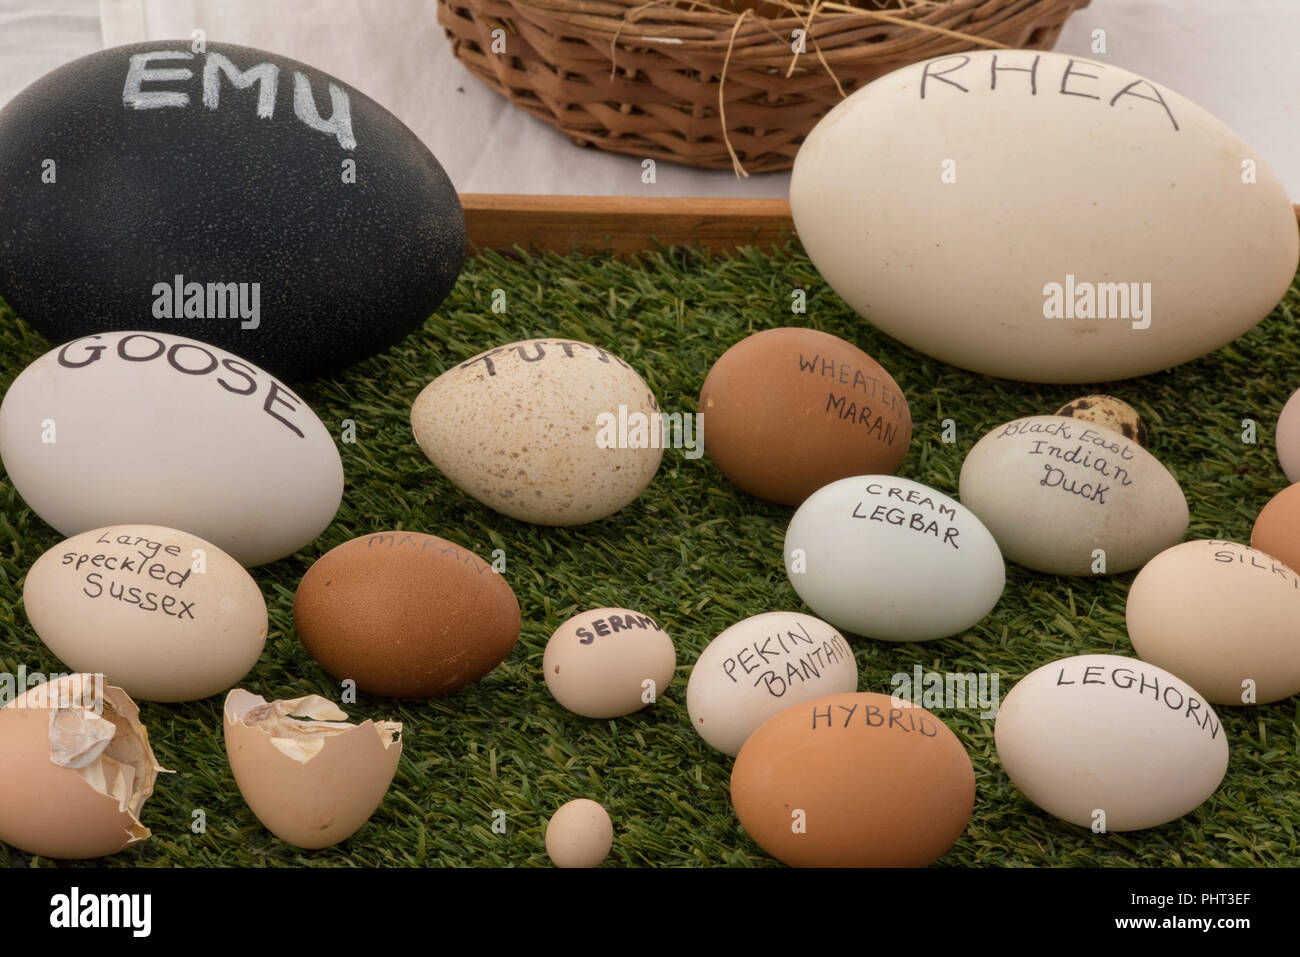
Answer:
[731,692,975,867]
[995,654,1228,830]
[411,339,663,525]
[1127,540,1300,705]
[293,531,521,697]
[959,415,1188,575]
[1053,395,1148,448]
[543,608,675,718]
[23,524,267,702]
[699,328,912,505]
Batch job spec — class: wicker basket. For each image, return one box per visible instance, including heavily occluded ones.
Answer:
[436,0,1092,174]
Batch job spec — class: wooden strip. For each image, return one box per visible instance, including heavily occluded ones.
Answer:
[463,195,1300,258]
[460,193,795,257]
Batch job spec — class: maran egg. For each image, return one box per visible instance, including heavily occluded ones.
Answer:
[23,524,267,702]
[0,41,465,380]
[0,674,167,859]
[790,50,1299,383]
[0,331,343,567]
[784,475,1004,641]
[687,611,858,756]
[411,338,663,525]
[293,531,521,697]
[699,327,912,505]
[1127,540,1300,705]
[731,692,975,867]
[224,689,402,849]
[995,654,1228,831]
[959,415,1187,575]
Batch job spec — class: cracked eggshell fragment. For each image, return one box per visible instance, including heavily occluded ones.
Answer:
[223,689,402,849]
[410,337,663,525]
[0,674,166,859]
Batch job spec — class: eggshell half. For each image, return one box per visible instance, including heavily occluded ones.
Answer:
[411,338,663,524]
[1127,540,1300,705]
[687,611,858,756]
[223,689,402,849]
[0,674,165,859]
[959,415,1188,575]
[995,654,1228,831]
[23,524,267,701]
[699,328,912,505]
[731,692,974,867]
[543,608,674,719]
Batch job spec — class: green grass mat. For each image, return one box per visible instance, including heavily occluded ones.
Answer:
[2,243,1299,868]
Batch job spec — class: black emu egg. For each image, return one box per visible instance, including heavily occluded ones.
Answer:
[0,41,465,380]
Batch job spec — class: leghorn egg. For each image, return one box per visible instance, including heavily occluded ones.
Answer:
[0,674,167,859]
[224,689,402,849]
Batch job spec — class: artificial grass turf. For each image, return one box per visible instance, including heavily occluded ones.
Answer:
[0,242,1298,869]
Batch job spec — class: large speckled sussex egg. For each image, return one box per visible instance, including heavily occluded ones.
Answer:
[410,339,663,525]
[699,328,912,505]
[23,524,267,702]
[292,531,521,698]
[0,42,464,380]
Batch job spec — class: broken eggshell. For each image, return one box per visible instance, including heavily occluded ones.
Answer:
[223,689,402,849]
[0,673,167,859]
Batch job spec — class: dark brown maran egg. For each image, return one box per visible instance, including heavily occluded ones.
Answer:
[700,328,912,506]
[293,531,521,697]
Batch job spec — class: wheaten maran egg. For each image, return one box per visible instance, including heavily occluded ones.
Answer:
[23,524,267,702]
[699,328,912,505]
[411,338,663,524]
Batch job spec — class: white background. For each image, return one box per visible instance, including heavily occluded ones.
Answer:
[0,0,1296,199]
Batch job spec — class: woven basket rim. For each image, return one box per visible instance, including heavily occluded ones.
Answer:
[504,0,1014,44]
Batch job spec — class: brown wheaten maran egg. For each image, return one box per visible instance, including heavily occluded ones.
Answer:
[699,328,912,506]
[0,674,167,859]
[731,692,974,867]
[293,531,521,697]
